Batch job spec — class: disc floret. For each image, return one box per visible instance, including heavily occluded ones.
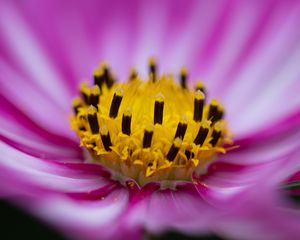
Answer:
[70,59,232,186]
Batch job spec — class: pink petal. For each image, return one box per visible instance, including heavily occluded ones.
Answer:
[0,62,75,139]
[0,141,114,198]
[0,2,72,111]
[17,186,134,240]
[127,182,221,235]
[214,185,300,240]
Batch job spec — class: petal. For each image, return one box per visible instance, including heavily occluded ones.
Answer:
[0,61,75,139]
[214,185,300,240]
[16,186,133,240]
[217,108,300,166]
[0,97,81,160]
[0,2,72,111]
[128,183,222,235]
[0,141,114,198]
[0,141,134,239]
[222,2,300,134]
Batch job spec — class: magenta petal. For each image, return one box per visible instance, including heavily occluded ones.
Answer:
[0,141,114,197]
[191,145,300,211]
[222,108,300,166]
[214,185,300,240]
[127,182,221,235]
[0,2,73,111]
[202,148,299,189]
[286,171,300,184]
[21,187,132,240]
[0,142,135,240]
[0,64,74,139]
[0,94,81,160]
[234,107,300,148]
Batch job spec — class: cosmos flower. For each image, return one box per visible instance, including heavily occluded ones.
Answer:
[1,0,300,239]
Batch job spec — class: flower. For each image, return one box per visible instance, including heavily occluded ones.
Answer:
[1,0,300,239]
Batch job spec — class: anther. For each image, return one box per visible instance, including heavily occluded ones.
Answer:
[185,149,194,160]
[78,115,87,131]
[80,82,90,104]
[180,67,188,89]
[174,117,188,139]
[215,106,224,122]
[102,63,110,85]
[154,93,164,124]
[208,99,219,124]
[122,108,132,135]
[89,85,100,109]
[129,68,138,81]
[143,124,154,148]
[210,124,222,147]
[166,138,182,161]
[193,90,205,122]
[194,121,210,146]
[93,68,105,91]
[79,126,86,131]
[149,57,157,82]
[107,73,116,88]
[100,125,112,151]
[195,81,206,95]
[72,97,82,115]
[87,106,99,134]
[100,62,114,88]
[109,88,123,118]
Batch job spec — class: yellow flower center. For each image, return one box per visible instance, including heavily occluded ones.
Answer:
[70,59,233,186]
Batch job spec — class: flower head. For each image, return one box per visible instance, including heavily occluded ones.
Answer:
[71,60,233,186]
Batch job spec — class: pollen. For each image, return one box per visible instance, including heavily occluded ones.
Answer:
[70,59,233,186]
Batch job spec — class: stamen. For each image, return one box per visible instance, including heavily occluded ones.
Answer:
[100,125,112,151]
[185,149,194,160]
[93,68,105,91]
[195,81,206,95]
[180,67,187,89]
[79,126,86,131]
[109,88,123,118]
[143,124,154,148]
[122,108,132,135]
[149,57,157,82]
[194,121,210,146]
[166,138,181,161]
[89,85,100,109]
[87,106,99,134]
[210,124,222,147]
[174,117,188,139]
[72,97,82,115]
[208,99,219,124]
[101,63,114,88]
[78,115,87,131]
[193,90,205,122]
[129,68,138,81]
[107,73,116,88]
[154,93,164,124]
[80,82,90,104]
[215,106,224,122]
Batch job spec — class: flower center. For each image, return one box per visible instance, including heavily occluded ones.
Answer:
[70,58,233,186]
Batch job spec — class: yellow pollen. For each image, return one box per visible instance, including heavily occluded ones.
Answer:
[195,80,206,94]
[70,59,233,186]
